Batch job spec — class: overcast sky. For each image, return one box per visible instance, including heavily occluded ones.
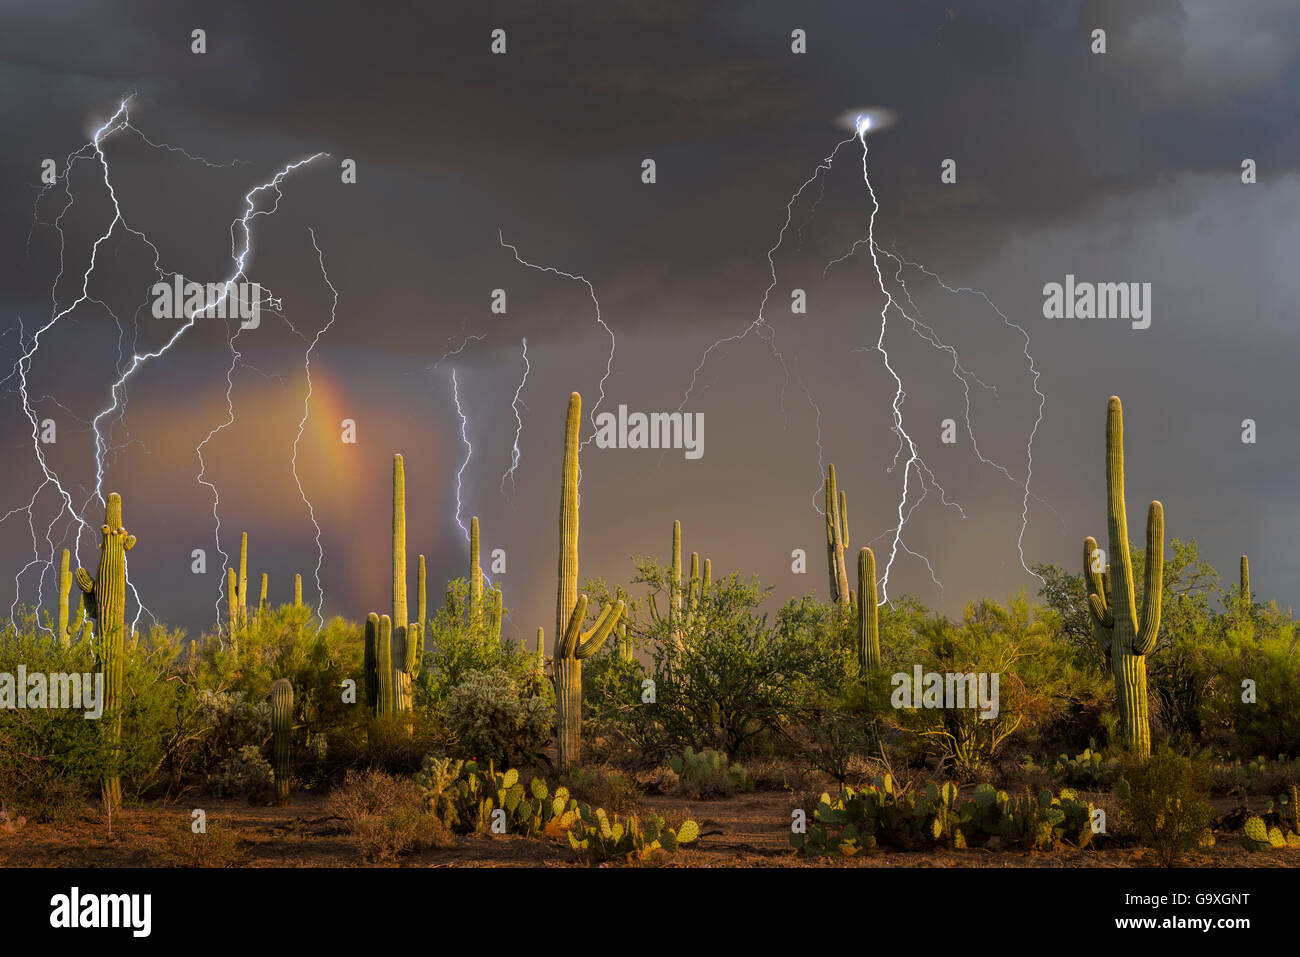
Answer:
[3,1,1298,640]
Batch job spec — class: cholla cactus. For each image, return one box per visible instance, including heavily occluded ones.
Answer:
[1083,397,1164,758]
[271,678,293,805]
[74,492,136,813]
[554,392,625,774]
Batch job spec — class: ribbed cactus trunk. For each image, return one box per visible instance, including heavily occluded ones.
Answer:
[469,515,483,629]
[554,392,625,775]
[669,520,682,646]
[238,532,249,632]
[257,572,268,622]
[364,613,380,717]
[392,454,411,714]
[1084,397,1163,759]
[1240,555,1250,605]
[417,554,427,633]
[226,567,239,651]
[376,615,395,717]
[293,573,302,608]
[57,548,71,646]
[825,465,851,609]
[75,493,135,814]
[271,678,293,805]
[857,547,880,675]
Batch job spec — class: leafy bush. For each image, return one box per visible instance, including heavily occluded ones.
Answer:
[415,579,532,715]
[445,669,552,768]
[1117,747,1215,867]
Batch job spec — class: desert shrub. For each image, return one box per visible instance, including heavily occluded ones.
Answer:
[885,596,1105,776]
[1195,621,1300,758]
[325,768,449,862]
[1117,747,1215,867]
[415,579,532,715]
[156,819,249,867]
[445,669,552,768]
[195,608,363,773]
[562,765,640,813]
[632,766,679,794]
[640,569,833,759]
[579,644,660,764]
[0,614,203,817]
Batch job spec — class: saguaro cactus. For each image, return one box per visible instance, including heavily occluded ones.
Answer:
[554,392,625,774]
[469,515,483,627]
[226,567,239,645]
[825,465,851,609]
[364,613,380,717]
[1240,555,1251,604]
[74,492,136,813]
[238,532,249,630]
[857,547,880,675]
[1083,396,1163,758]
[391,454,414,714]
[257,572,268,621]
[648,521,685,648]
[57,548,72,646]
[376,614,395,718]
[271,678,293,805]
[294,573,302,608]
[417,555,427,632]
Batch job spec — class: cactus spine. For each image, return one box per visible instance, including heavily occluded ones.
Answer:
[825,465,851,609]
[57,548,71,646]
[74,492,135,813]
[1083,396,1163,758]
[555,392,625,774]
[271,678,293,805]
[857,547,880,675]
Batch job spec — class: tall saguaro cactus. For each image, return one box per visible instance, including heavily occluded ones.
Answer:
[857,547,880,675]
[294,573,303,608]
[74,492,135,813]
[825,465,851,609]
[554,392,625,774]
[271,678,293,805]
[57,548,72,646]
[1083,396,1164,758]
[469,515,483,627]
[1240,555,1251,605]
[238,532,249,631]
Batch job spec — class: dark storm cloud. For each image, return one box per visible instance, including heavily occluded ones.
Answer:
[3,1,1299,635]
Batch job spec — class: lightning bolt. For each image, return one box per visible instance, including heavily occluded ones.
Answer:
[499,231,614,448]
[13,96,326,633]
[289,227,338,627]
[449,368,473,542]
[500,337,530,501]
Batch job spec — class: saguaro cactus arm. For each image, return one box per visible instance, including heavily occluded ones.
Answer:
[559,595,626,660]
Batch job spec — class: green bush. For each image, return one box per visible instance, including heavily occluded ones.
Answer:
[1117,747,1215,867]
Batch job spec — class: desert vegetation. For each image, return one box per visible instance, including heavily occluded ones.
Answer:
[0,392,1296,868]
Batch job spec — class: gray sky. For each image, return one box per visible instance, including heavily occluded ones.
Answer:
[3,0,1298,639]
